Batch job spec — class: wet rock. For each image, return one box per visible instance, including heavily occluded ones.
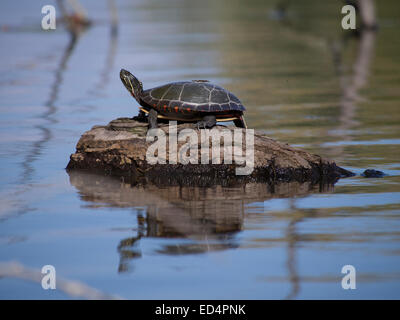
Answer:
[362,169,385,178]
[66,118,354,186]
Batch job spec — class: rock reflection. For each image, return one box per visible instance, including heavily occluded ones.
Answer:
[67,170,334,274]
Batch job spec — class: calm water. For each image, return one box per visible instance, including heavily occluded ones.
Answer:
[0,0,400,299]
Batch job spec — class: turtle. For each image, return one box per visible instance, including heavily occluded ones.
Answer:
[120,69,247,129]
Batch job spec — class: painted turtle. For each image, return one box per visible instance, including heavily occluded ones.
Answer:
[120,69,247,129]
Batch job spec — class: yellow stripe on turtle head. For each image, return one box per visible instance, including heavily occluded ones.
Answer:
[127,78,134,93]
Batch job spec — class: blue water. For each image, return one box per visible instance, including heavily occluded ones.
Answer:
[0,0,400,299]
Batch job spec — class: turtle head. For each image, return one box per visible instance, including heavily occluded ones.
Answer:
[120,69,143,103]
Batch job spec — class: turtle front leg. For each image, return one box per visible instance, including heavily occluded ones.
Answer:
[148,109,158,129]
[133,110,147,122]
[196,115,216,129]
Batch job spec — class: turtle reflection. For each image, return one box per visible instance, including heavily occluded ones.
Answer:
[67,170,333,274]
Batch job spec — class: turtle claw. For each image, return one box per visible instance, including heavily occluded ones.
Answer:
[196,121,206,130]
[196,115,217,130]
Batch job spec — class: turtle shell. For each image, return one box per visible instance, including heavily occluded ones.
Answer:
[139,81,245,115]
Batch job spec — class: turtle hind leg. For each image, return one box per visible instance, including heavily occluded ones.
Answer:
[148,109,158,129]
[197,115,216,129]
[234,115,247,128]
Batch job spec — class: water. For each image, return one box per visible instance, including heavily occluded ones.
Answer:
[0,0,399,299]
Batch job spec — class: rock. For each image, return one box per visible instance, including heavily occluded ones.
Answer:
[66,118,354,186]
[362,169,385,178]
